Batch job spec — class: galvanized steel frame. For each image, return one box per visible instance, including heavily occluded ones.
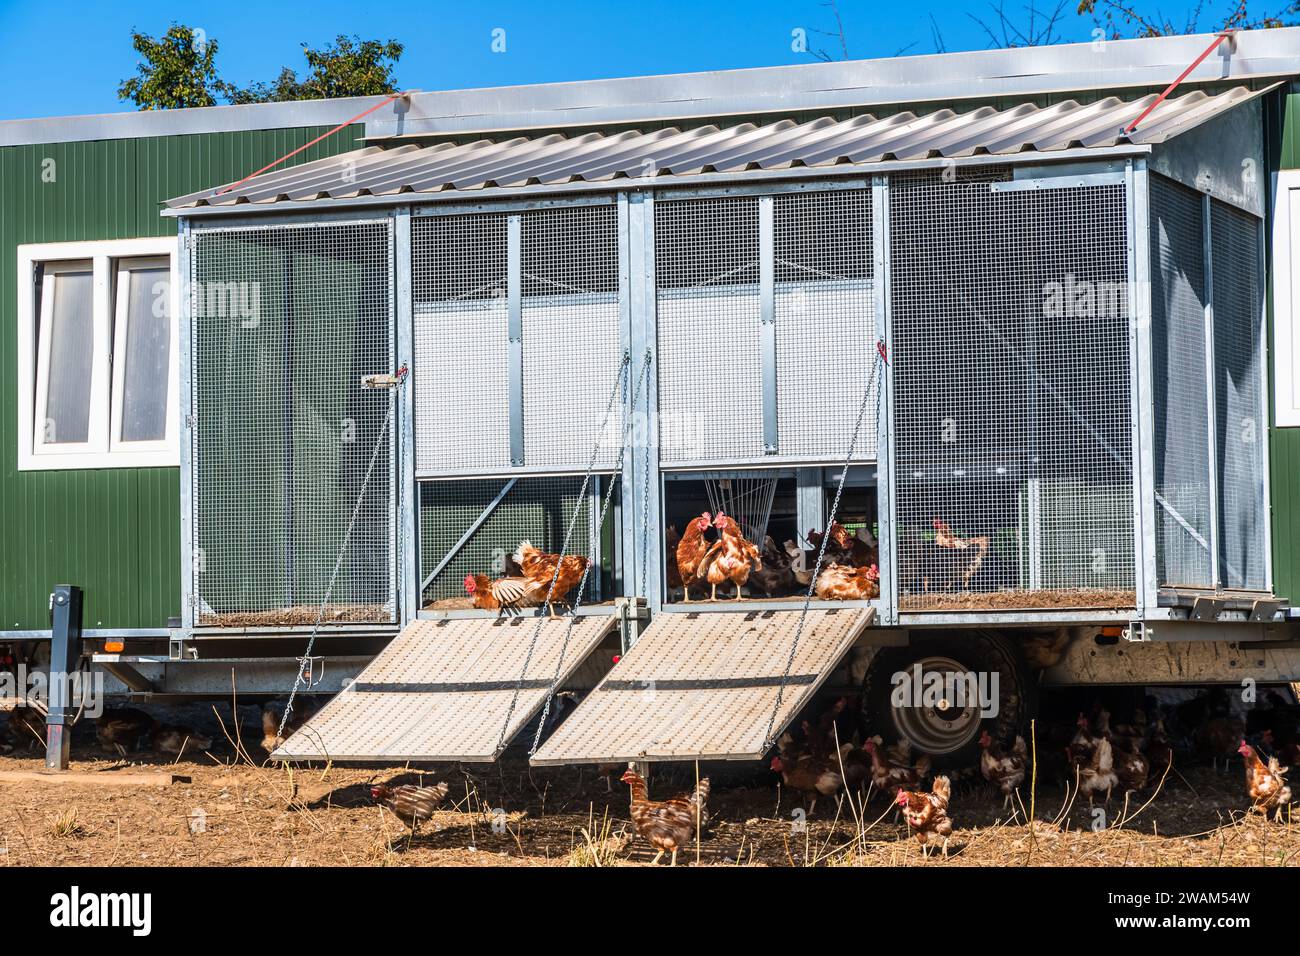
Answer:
[1129,159,1159,617]
[1201,192,1223,590]
[872,174,899,627]
[173,149,1277,635]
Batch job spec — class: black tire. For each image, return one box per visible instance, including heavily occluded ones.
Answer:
[861,630,1036,770]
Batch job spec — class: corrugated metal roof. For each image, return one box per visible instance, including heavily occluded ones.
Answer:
[167,86,1261,211]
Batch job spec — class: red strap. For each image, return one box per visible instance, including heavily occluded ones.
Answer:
[215,90,412,196]
[1125,33,1231,135]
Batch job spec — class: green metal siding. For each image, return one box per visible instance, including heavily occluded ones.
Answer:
[0,124,362,630]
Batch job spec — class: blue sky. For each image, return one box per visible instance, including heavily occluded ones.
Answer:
[0,0,1258,120]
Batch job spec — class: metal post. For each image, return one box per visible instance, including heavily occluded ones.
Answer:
[872,175,899,626]
[177,219,197,634]
[46,585,83,771]
[1257,216,1274,594]
[395,207,418,624]
[796,467,824,541]
[507,213,525,466]
[759,194,778,454]
[1128,159,1159,617]
[1202,193,1222,591]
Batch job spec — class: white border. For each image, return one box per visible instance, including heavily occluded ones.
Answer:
[1273,170,1300,427]
[16,237,179,470]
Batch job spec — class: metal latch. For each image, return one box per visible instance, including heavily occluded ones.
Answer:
[361,364,409,390]
[1121,621,1147,643]
[297,655,325,689]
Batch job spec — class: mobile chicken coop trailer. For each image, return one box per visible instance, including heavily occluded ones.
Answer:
[7,29,1300,765]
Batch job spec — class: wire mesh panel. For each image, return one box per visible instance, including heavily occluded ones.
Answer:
[420,476,609,606]
[412,213,509,475]
[774,189,877,460]
[521,205,622,470]
[891,172,1135,611]
[656,196,763,463]
[190,220,395,626]
[1211,200,1267,591]
[1149,175,1213,588]
[412,205,622,476]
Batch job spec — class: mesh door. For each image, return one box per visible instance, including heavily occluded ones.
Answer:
[656,196,763,463]
[1150,175,1213,588]
[412,214,510,475]
[1211,200,1267,591]
[412,205,621,476]
[190,221,395,626]
[420,476,610,605]
[656,189,875,465]
[774,190,877,460]
[521,206,622,470]
[890,173,1135,610]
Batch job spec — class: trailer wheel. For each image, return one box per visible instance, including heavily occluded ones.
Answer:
[861,631,1034,769]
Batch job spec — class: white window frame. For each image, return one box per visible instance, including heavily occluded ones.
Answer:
[109,256,178,456]
[17,237,180,470]
[1272,170,1300,427]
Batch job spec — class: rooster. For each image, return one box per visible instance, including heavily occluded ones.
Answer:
[96,708,158,756]
[7,705,45,750]
[1196,714,1246,773]
[621,769,709,865]
[978,730,1027,812]
[1113,736,1150,795]
[665,525,684,596]
[785,540,812,586]
[153,724,214,757]
[897,775,953,857]
[675,513,714,603]
[372,781,450,833]
[931,518,990,588]
[748,536,796,597]
[1068,713,1118,806]
[697,512,762,601]
[770,749,845,815]
[260,698,319,753]
[514,541,589,617]
[864,736,932,799]
[814,563,880,601]
[1239,741,1292,819]
[464,573,543,615]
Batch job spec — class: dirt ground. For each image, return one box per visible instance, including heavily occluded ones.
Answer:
[0,714,1295,867]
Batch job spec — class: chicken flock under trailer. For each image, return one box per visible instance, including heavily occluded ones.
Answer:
[0,36,1266,766]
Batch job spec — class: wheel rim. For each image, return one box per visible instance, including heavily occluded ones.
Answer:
[889,655,985,755]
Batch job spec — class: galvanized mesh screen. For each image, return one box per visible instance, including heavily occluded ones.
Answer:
[412,213,510,475]
[656,196,763,463]
[1149,175,1213,588]
[419,477,609,605]
[521,205,621,470]
[656,189,875,465]
[774,189,876,460]
[190,220,395,626]
[1211,200,1267,591]
[891,173,1135,610]
[412,205,621,476]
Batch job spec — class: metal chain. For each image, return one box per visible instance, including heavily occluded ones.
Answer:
[494,350,635,755]
[277,374,405,742]
[529,350,653,754]
[759,344,884,753]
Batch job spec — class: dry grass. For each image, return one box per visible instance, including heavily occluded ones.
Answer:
[0,736,1294,867]
[900,588,1134,611]
[198,604,391,627]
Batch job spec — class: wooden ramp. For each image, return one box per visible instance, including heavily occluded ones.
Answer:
[272,615,617,762]
[531,607,873,765]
